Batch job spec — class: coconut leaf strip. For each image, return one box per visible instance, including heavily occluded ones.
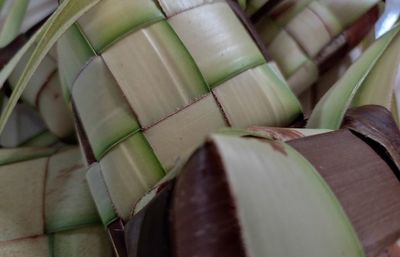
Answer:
[269,0,313,26]
[170,135,364,257]
[307,25,400,129]
[289,128,400,257]
[19,130,59,147]
[0,235,50,256]
[125,181,174,257]
[19,0,58,34]
[351,28,400,109]
[315,5,379,73]
[107,220,127,257]
[0,147,55,166]
[219,136,364,257]
[227,0,272,61]
[250,0,284,22]
[342,105,400,173]
[0,157,48,241]
[0,28,39,91]
[0,0,5,10]
[0,0,29,47]
[244,127,331,141]
[86,163,119,226]
[44,148,102,233]
[167,2,265,88]
[157,0,207,17]
[0,0,101,134]
[51,226,113,257]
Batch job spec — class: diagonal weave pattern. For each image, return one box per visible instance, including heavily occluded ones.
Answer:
[0,148,112,257]
[248,0,379,94]
[58,0,302,223]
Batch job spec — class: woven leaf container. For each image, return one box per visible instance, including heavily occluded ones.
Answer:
[0,147,113,257]
[123,105,400,257]
[241,0,380,95]
[57,0,302,224]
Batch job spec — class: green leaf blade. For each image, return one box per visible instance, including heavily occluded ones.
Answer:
[307,26,400,129]
[0,0,29,47]
[0,0,101,134]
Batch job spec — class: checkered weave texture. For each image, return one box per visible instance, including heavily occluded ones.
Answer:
[0,148,113,257]
[247,0,379,94]
[57,0,302,224]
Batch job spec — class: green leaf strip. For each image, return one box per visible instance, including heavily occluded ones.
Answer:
[0,0,29,47]
[0,0,101,134]
[307,25,400,129]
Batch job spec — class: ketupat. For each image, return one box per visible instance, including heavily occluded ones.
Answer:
[241,0,380,95]
[55,0,303,225]
[0,146,113,256]
[124,105,400,257]
[0,1,399,256]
